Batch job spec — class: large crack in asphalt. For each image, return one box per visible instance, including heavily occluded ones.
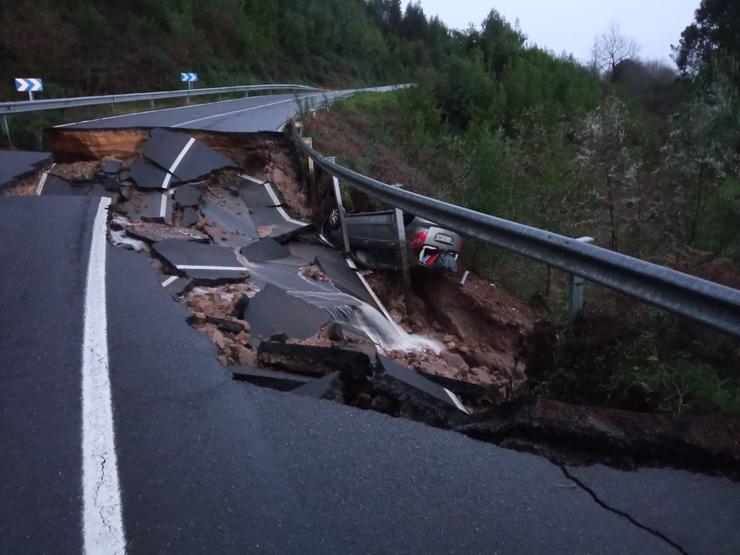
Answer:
[10,126,740,482]
[559,465,689,554]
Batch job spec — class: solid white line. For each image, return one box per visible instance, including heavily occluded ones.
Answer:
[171,93,323,128]
[158,137,195,218]
[161,275,179,287]
[81,197,127,554]
[175,265,247,271]
[35,163,56,195]
[262,182,307,226]
[162,137,195,189]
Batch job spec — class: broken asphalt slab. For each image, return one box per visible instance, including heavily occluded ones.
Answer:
[126,222,209,243]
[244,283,329,340]
[202,202,258,247]
[161,276,192,296]
[40,175,84,196]
[0,150,51,191]
[258,342,373,379]
[377,355,468,415]
[173,184,202,207]
[130,159,177,190]
[181,206,200,227]
[101,160,122,174]
[231,367,314,391]
[143,129,237,183]
[238,177,304,236]
[117,189,172,224]
[152,239,248,281]
[291,372,341,399]
[241,238,291,263]
[315,253,383,312]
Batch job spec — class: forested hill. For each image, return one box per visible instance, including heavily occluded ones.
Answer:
[0,0,598,103]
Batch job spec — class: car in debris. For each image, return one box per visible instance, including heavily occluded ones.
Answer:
[323,209,463,272]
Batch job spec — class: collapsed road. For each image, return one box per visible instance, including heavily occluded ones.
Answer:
[1,111,740,553]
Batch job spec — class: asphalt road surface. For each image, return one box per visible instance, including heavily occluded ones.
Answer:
[60,90,357,132]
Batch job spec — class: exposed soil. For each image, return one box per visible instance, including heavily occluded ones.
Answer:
[16,126,739,478]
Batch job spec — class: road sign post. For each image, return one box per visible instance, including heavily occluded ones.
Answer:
[15,78,43,101]
[180,73,198,104]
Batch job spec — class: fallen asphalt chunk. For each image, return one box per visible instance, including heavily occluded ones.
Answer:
[101,160,122,174]
[238,178,303,236]
[143,129,237,183]
[315,253,381,310]
[376,355,469,415]
[291,371,341,399]
[241,238,291,263]
[40,175,83,196]
[257,341,373,379]
[130,159,176,190]
[172,139,238,182]
[152,239,248,281]
[127,222,209,243]
[417,370,487,400]
[173,184,202,207]
[231,367,314,392]
[245,284,329,340]
[202,202,258,247]
[161,276,191,296]
[181,206,200,228]
[117,189,172,224]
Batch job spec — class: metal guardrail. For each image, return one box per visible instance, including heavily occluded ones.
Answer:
[293,129,740,338]
[0,84,319,115]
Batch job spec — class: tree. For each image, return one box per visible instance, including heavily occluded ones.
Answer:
[672,0,740,78]
[591,21,639,76]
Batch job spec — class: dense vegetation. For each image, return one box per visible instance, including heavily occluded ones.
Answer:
[300,1,739,415]
[1,0,738,414]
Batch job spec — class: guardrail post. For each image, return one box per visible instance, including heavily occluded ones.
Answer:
[394,206,413,306]
[2,116,11,146]
[331,174,351,255]
[567,236,594,321]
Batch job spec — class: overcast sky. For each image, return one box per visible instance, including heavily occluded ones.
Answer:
[417,0,699,65]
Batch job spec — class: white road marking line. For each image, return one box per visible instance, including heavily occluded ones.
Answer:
[444,388,470,415]
[35,163,56,195]
[239,174,308,226]
[171,93,324,128]
[161,275,179,287]
[158,137,196,218]
[81,197,127,554]
[349,261,396,323]
[55,96,245,128]
[175,265,247,271]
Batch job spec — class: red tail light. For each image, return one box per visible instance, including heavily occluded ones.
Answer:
[409,231,428,250]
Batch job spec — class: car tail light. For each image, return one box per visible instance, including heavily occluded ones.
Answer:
[409,231,428,250]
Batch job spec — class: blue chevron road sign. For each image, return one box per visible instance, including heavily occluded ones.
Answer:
[15,78,43,93]
[180,73,198,82]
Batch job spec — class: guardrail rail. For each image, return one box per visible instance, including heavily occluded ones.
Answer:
[292,127,740,338]
[0,83,320,115]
